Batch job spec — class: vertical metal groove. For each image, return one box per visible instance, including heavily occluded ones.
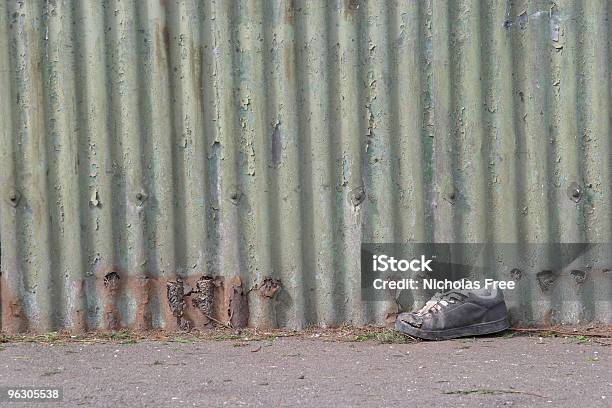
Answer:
[139,0,177,330]
[43,0,85,331]
[431,0,454,244]
[581,0,611,321]
[335,0,366,325]
[15,0,54,331]
[0,0,23,333]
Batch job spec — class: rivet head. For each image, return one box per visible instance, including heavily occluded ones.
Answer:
[568,182,582,203]
[350,186,366,206]
[7,187,21,207]
[229,190,241,205]
[135,190,148,203]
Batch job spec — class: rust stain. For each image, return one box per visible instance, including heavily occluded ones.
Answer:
[0,283,26,333]
[154,22,170,67]
[164,275,253,329]
[224,276,249,328]
[160,24,171,63]
[101,269,122,330]
[385,304,400,327]
[132,276,152,331]
[343,0,360,21]
[71,279,87,333]
[167,275,227,329]
[256,277,282,298]
[166,277,191,330]
[191,276,215,319]
[248,277,282,329]
[96,266,161,331]
[193,44,204,96]
[284,0,296,24]
[283,49,294,84]
[543,308,553,326]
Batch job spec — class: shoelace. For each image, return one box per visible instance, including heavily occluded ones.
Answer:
[415,290,469,315]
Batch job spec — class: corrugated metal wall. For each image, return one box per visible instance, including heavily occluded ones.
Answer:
[0,0,610,333]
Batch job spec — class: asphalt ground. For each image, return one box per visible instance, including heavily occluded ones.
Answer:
[0,331,610,407]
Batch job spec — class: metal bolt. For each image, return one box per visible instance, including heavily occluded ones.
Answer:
[229,190,241,205]
[7,188,20,207]
[350,186,365,206]
[568,182,582,202]
[135,190,148,203]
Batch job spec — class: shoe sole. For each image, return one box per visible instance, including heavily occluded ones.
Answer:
[395,316,509,340]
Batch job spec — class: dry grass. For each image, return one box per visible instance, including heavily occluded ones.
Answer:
[1,324,609,346]
[0,325,420,345]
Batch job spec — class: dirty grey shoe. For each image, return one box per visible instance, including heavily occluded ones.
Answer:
[395,288,509,340]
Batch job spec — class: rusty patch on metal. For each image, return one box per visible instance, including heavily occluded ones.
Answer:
[166,277,190,329]
[255,277,282,299]
[132,276,152,330]
[166,275,240,329]
[0,281,26,333]
[543,308,553,326]
[510,268,522,281]
[570,270,586,284]
[95,266,165,331]
[247,277,283,329]
[192,276,215,317]
[385,303,400,327]
[536,270,559,292]
[166,278,186,325]
[225,276,249,328]
[100,269,123,330]
[104,272,121,291]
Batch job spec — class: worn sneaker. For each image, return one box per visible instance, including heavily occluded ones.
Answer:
[395,288,509,340]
